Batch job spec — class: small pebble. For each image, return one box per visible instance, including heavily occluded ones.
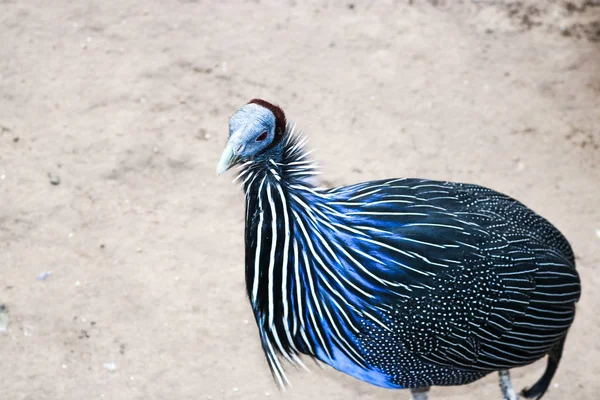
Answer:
[0,305,9,333]
[37,271,52,281]
[48,173,60,185]
[596,229,600,240]
[232,387,238,392]
[23,323,33,337]
[103,362,117,372]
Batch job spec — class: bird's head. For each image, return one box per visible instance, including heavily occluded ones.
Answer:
[216,99,287,174]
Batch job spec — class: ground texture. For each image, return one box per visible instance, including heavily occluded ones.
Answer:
[1,1,599,399]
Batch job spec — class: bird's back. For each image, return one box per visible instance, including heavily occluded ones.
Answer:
[288,178,581,388]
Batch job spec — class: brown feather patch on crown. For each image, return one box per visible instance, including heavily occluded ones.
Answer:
[248,99,287,138]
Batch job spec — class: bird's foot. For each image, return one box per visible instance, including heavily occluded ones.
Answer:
[499,370,519,400]
[410,387,430,400]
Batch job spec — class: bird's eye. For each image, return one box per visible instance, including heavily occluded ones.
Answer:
[256,131,268,141]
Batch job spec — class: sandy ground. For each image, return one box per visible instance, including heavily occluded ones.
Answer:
[1,1,599,399]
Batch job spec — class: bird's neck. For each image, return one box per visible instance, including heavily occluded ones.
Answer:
[238,126,319,309]
[237,127,326,378]
[237,128,383,384]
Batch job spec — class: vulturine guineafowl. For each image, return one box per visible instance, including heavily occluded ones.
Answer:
[216,99,580,400]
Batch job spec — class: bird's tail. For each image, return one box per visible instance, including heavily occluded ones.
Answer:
[520,336,566,400]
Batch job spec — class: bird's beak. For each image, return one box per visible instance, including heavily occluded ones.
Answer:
[216,141,238,175]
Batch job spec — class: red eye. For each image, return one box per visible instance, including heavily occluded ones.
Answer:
[256,131,268,141]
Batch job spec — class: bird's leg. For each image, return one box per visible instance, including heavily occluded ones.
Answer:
[499,370,519,400]
[410,387,430,400]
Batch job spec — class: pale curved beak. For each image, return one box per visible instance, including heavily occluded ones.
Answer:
[216,141,238,175]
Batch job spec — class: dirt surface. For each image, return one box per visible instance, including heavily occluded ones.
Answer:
[1,1,599,399]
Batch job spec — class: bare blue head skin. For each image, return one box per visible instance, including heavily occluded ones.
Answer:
[216,99,286,174]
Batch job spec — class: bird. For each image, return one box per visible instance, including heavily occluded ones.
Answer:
[216,99,580,400]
